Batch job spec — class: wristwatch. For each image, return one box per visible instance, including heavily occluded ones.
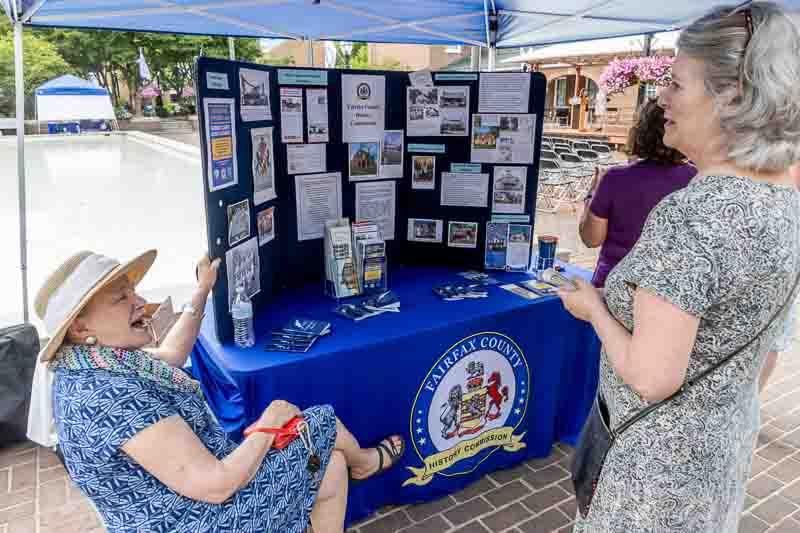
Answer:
[181,303,200,318]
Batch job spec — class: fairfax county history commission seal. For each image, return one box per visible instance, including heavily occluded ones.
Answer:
[404,332,530,487]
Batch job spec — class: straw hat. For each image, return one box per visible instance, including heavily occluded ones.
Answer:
[34,249,157,362]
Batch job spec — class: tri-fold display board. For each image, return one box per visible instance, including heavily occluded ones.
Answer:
[195,57,546,343]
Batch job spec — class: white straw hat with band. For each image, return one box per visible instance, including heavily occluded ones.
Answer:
[27,250,156,447]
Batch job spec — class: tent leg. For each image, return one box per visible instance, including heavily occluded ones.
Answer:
[14,22,29,324]
[487,46,496,72]
[228,37,235,60]
[470,46,479,71]
[306,39,314,66]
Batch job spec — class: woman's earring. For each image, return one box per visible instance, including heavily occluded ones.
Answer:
[85,336,97,345]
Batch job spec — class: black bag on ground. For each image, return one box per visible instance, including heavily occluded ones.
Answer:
[0,324,39,447]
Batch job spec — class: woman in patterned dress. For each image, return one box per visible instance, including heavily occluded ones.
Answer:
[559,3,800,531]
[28,250,404,533]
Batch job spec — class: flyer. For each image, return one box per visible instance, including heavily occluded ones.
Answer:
[251,127,276,205]
[348,142,380,181]
[507,224,533,271]
[440,172,489,208]
[471,114,536,164]
[239,68,271,122]
[380,130,404,178]
[204,98,238,192]
[447,221,479,249]
[279,87,304,143]
[227,199,250,247]
[226,237,260,310]
[484,222,509,270]
[411,155,435,190]
[287,143,326,175]
[356,180,396,240]
[407,218,443,243]
[257,207,275,246]
[478,73,531,113]
[407,86,469,137]
[492,166,527,214]
[295,172,343,241]
[409,69,433,87]
[342,74,386,142]
[206,72,229,91]
[306,88,329,143]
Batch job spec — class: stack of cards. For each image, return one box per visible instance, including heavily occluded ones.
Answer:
[458,271,500,285]
[519,279,559,296]
[266,318,331,353]
[433,283,489,301]
[334,291,401,321]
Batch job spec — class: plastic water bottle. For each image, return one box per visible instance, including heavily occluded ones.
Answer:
[231,285,255,348]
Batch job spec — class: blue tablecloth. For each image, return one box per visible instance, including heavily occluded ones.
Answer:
[192,264,600,525]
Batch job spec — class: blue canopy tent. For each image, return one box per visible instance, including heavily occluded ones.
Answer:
[35,75,116,133]
[2,0,797,320]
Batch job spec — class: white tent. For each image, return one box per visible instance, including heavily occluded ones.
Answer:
[35,75,115,123]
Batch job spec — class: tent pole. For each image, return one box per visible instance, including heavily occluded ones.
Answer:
[488,46,496,72]
[306,39,314,66]
[228,37,235,60]
[470,46,479,71]
[14,21,29,324]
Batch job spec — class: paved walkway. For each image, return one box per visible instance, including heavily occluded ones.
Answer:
[2,206,800,533]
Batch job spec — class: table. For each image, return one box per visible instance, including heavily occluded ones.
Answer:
[191,264,600,525]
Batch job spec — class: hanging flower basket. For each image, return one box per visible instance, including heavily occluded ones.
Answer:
[599,55,674,96]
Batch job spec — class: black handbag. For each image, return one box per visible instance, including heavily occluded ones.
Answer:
[571,271,800,518]
[0,324,39,447]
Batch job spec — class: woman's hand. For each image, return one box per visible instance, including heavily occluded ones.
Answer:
[258,400,302,429]
[557,278,606,323]
[197,254,221,293]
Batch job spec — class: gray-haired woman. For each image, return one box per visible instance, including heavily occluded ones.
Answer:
[559,3,800,531]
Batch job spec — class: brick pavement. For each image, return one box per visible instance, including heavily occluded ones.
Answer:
[3,207,800,532]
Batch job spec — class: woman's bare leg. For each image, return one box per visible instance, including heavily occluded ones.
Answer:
[759,351,779,393]
[333,418,402,479]
[310,450,348,533]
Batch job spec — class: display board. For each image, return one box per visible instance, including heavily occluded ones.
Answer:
[195,57,546,343]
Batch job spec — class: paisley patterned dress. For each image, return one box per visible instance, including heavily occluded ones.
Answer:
[53,368,337,533]
[574,175,800,532]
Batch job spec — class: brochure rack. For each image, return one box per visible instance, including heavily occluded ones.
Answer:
[195,57,545,343]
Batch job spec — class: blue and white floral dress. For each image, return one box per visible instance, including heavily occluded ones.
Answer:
[53,367,337,533]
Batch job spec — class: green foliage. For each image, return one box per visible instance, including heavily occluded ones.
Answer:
[335,42,408,71]
[259,54,296,66]
[0,25,72,117]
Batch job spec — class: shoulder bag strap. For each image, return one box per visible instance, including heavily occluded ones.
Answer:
[612,270,800,438]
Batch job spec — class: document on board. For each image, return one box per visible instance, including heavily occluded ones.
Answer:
[409,69,433,87]
[479,73,531,113]
[239,68,271,122]
[280,87,304,143]
[341,74,386,142]
[287,143,326,175]
[440,172,489,208]
[355,180,396,240]
[295,172,343,241]
[471,114,536,164]
[306,88,329,143]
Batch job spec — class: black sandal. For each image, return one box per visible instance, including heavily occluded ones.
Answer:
[350,435,405,483]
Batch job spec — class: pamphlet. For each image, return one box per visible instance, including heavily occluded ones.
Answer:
[280,87,304,143]
[500,283,540,300]
[484,222,533,271]
[471,114,536,164]
[306,88,329,143]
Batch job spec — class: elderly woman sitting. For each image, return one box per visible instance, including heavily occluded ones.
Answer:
[28,250,404,533]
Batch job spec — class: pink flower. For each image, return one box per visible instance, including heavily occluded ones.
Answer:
[599,55,674,95]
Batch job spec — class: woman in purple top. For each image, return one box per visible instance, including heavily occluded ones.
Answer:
[579,100,697,287]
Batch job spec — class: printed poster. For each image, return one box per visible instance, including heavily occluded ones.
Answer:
[471,114,536,164]
[239,68,271,122]
[226,237,260,310]
[251,127,276,205]
[407,86,469,137]
[295,172,343,241]
[492,166,527,214]
[342,74,386,142]
[380,130,404,178]
[280,87,304,143]
[356,181,396,240]
[479,73,531,113]
[204,98,238,192]
[306,88,330,143]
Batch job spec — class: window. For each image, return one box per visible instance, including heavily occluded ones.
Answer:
[645,84,658,100]
[555,78,568,107]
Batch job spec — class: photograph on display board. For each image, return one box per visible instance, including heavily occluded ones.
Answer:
[492,166,527,214]
[407,218,443,243]
[257,207,275,246]
[239,68,271,122]
[471,115,499,153]
[412,155,435,190]
[251,127,276,205]
[380,130,404,178]
[227,199,251,247]
[448,221,479,249]
[349,142,380,180]
[225,237,260,310]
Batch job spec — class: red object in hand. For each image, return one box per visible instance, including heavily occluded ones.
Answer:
[244,416,304,449]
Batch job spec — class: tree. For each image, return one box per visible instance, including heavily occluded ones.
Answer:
[0,23,72,117]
